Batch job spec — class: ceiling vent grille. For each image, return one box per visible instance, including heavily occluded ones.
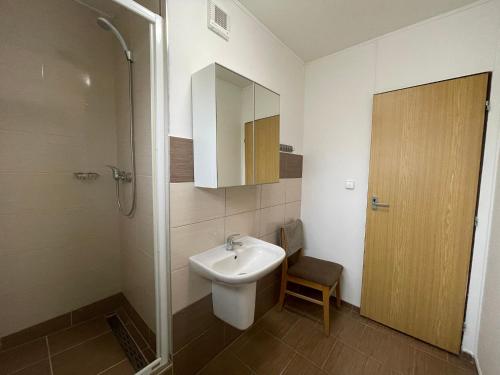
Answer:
[208,0,230,40]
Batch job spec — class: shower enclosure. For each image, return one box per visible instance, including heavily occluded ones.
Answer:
[0,0,169,373]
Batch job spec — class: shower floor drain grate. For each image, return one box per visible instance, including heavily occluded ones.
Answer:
[106,314,148,371]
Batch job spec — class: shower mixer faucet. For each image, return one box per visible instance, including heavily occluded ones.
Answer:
[106,165,132,183]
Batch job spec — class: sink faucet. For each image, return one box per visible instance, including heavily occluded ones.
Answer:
[226,234,243,251]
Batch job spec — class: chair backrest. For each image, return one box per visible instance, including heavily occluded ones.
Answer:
[281,219,304,257]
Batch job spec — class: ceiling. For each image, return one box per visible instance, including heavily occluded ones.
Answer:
[238,0,477,62]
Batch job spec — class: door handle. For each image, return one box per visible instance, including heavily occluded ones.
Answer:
[371,196,390,210]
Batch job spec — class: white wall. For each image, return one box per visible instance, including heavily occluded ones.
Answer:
[167,0,305,153]
[478,169,500,374]
[301,0,500,357]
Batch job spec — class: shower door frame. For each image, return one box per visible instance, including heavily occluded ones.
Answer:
[111,0,170,373]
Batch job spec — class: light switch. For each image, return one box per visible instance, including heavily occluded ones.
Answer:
[345,180,355,190]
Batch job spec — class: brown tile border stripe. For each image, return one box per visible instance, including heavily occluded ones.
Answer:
[0,293,155,353]
[1,314,72,350]
[169,136,303,182]
[170,137,194,183]
[280,152,303,179]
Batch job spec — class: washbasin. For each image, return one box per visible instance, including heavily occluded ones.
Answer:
[189,236,285,284]
[189,236,285,329]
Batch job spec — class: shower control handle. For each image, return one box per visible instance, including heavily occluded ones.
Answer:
[106,165,132,183]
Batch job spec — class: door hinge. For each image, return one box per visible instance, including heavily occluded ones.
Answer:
[474,216,479,227]
[486,100,491,112]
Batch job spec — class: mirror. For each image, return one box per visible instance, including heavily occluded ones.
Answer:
[254,84,280,184]
[215,65,254,186]
[192,64,280,188]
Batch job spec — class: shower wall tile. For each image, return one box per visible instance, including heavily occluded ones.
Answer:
[0,0,123,338]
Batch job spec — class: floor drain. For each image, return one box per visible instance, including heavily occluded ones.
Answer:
[106,314,148,371]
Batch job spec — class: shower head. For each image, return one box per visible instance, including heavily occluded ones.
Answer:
[97,17,133,62]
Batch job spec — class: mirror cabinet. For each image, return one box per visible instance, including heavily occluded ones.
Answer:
[192,63,280,188]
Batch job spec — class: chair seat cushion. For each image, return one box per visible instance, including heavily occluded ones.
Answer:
[288,256,343,286]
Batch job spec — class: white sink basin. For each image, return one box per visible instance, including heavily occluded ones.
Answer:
[189,236,285,285]
[189,236,285,329]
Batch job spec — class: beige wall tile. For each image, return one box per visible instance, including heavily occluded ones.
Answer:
[170,182,225,227]
[260,204,285,237]
[260,231,280,246]
[260,180,286,208]
[284,178,302,203]
[225,210,261,238]
[171,218,225,271]
[285,201,301,224]
[171,266,212,314]
[225,185,261,216]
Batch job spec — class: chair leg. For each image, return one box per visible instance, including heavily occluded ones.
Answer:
[322,286,330,336]
[336,281,341,308]
[278,273,287,311]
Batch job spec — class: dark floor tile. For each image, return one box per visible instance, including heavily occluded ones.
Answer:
[285,296,323,322]
[48,316,110,355]
[323,341,368,375]
[335,314,366,348]
[8,360,51,375]
[361,357,401,375]
[283,317,336,367]
[330,311,355,338]
[447,353,477,372]
[172,295,217,353]
[1,314,71,350]
[198,350,253,375]
[256,306,299,339]
[99,359,135,375]
[224,323,243,347]
[71,294,124,325]
[173,321,225,375]
[414,350,475,375]
[234,329,294,375]
[51,332,126,375]
[356,325,390,357]
[282,353,328,375]
[405,335,448,361]
[374,335,415,375]
[0,338,48,375]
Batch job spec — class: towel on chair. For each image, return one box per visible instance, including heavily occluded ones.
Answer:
[283,219,304,256]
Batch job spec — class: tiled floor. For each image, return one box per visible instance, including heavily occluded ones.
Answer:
[197,299,478,375]
[0,309,154,375]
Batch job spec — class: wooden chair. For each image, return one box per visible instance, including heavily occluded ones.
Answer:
[279,219,343,336]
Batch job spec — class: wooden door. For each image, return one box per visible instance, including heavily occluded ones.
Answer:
[361,73,489,353]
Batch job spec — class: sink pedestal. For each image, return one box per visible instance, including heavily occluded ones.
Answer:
[212,281,256,330]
